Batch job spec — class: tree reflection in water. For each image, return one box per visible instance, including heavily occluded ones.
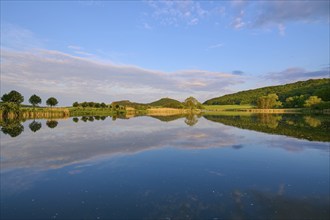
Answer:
[184,113,199,126]
[46,120,58,129]
[0,113,329,142]
[29,121,42,132]
[0,118,24,137]
[203,114,330,142]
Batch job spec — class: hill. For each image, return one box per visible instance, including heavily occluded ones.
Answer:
[111,98,184,109]
[148,98,184,108]
[111,100,147,109]
[204,78,330,105]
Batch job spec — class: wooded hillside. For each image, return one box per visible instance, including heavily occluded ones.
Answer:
[204,78,330,105]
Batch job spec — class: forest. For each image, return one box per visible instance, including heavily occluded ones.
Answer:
[203,78,330,107]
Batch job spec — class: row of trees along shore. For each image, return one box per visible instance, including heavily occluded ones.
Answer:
[1,88,328,119]
[256,93,324,109]
[1,90,58,117]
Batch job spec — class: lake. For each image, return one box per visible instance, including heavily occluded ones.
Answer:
[1,114,329,219]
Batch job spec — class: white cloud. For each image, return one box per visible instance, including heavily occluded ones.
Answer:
[253,1,329,27]
[1,49,244,105]
[227,1,329,35]
[263,67,329,83]
[143,22,152,29]
[232,10,245,29]
[278,24,286,36]
[230,1,329,31]
[67,45,82,50]
[208,43,223,49]
[147,0,209,26]
[0,23,45,49]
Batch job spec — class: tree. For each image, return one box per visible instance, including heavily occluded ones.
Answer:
[46,97,58,108]
[1,90,24,117]
[29,94,42,110]
[72,102,79,107]
[81,102,88,108]
[285,95,305,108]
[184,97,200,110]
[0,102,21,117]
[314,87,330,101]
[257,94,282,109]
[1,90,24,104]
[304,96,322,108]
[100,102,107,108]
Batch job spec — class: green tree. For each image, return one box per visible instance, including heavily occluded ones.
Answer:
[1,90,24,104]
[29,94,42,110]
[184,97,200,110]
[46,97,58,108]
[314,87,330,101]
[1,90,24,117]
[72,102,79,107]
[81,102,88,108]
[257,94,282,109]
[285,95,305,108]
[304,96,322,108]
[0,102,21,117]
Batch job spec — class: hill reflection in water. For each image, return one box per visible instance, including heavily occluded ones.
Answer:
[1,114,329,220]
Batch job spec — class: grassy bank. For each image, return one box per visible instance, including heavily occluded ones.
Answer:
[146,107,201,116]
[203,104,253,111]
[0,107,70,121]
[68,107,117,116]
[1,105,329,121]
[203,104,330,114]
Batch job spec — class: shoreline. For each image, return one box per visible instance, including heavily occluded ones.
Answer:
[1,106,329,121]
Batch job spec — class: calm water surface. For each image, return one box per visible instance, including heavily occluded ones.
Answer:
[1,114,329,219]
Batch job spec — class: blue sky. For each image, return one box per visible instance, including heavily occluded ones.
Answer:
[1,0,329,106]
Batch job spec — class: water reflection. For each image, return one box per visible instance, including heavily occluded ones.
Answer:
[304,116,322,127]
[46,120,58,128]
[1,114,329,142]
[248,189,329,220]
[72,117,79,123]
[1,115,329,219]
[184,113,199,126]
[0,118,24,137]
[203,114,330,142]
[0,117,242,171]
[29,120,42,132]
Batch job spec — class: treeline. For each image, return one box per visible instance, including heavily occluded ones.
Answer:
[255,93,326,109]
[1,90,59,118]
[72,101,108,108]
[204,78,330,107]
[203,114,330,142]
[118,97,203,110]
